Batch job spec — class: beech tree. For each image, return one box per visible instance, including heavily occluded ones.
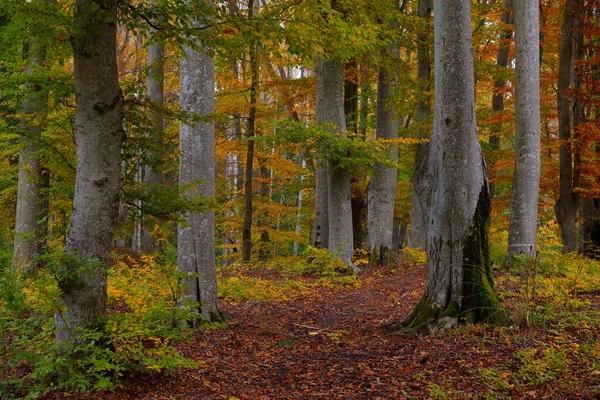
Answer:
[408,0,431,250]
[403,0,503,333]
[367,28,399,264]
[507,0,540,257]
[178,0,222,322]
[141,0,165,253]
[12,2,49,273]
[555,0,584,252]
[56,0,124,344]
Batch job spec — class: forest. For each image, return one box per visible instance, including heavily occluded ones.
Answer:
[0,0,599,398]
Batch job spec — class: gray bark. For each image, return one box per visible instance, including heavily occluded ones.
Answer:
[141,1,165,253]
[56,0,124,345]
[178,0,222,322]
[507,0,540,257]
[311,58,329,249]
[404,0,502,333]
[367,45,399,264]
[13,28,47,273]
[555,0,582,252]
[408,0,431,249]
[321,60,356,271]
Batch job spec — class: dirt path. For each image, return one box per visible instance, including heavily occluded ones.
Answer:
[59,265,599,400]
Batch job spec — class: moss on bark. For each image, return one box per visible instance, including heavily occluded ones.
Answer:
[401,184,506,335]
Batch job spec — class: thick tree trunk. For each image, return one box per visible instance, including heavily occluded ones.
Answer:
[141,3,165,253]
[489,0,512,199]
[13,30,48,273]
[507,0,540,257]
[178,0,222,323]
[367,46,399,265]
[56,0,124,345]
[311,57,329,249]
[408,0,431,249]
[315,58,356,270]
[555,0,581,252]
[403,0,503,334]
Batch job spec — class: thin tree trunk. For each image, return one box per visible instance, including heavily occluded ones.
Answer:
[403,0,503,334]
[507,0,541,257]
[408,0,431,249]
[56,0,124,345]
[311,57,329,249]
[367,40,399,265]
[142,0,165,253]
[178,0,223,323]
[555,0,581,252]
[242,2,258,261]
[13,21,48,273]
[489,0,513,199]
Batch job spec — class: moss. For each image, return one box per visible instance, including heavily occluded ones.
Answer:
[400,183,506,335]
[461,185,506,325]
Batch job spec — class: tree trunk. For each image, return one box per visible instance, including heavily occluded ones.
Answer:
[555,0,581,252]
[367,43,399,265]
[311,57,329,249]
[317,59,357,271]
[13,22,48,274]
[507,0,540,258]
[141,1,165,253]
[56,0,124,345]
[403,0,503,334]
[242,41,258,262]
[408,0,431,249]
[178,0,222,323]
[489,0,512,199]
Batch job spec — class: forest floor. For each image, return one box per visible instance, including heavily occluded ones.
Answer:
[48,261,600,400]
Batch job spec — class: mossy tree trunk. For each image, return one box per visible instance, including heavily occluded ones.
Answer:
[403,0,504,334]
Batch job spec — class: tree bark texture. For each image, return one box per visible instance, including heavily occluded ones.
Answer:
[56,0,124,344]
[311,57,329,249]
[555,0,581,252]
[408,0,431,250]
[141,1,165,253]
[507,0,540,257]
[315,58,355,270]
[367,46,399,265]
[404,0,503,334]
[489,0,512,199]
[178,0,222,322]
[13,27,48,273]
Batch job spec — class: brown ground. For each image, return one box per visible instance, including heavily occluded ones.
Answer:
[42,264,600,400]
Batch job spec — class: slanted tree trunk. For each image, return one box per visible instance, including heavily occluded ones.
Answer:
[367,40,399,265]
[311,57,329,249]
[489,0,513,199]
[56,0,124,345]
[141,1,165,253]
[178,0,223,323]
[555,0,582,252]
[408,0,431,249]
[403,0,503,334]
[13,20,48,274]
[507,0,540,258]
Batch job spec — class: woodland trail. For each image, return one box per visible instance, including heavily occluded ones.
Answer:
[55,264,599,400]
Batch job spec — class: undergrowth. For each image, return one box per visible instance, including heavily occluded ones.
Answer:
[0,250,198,399]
